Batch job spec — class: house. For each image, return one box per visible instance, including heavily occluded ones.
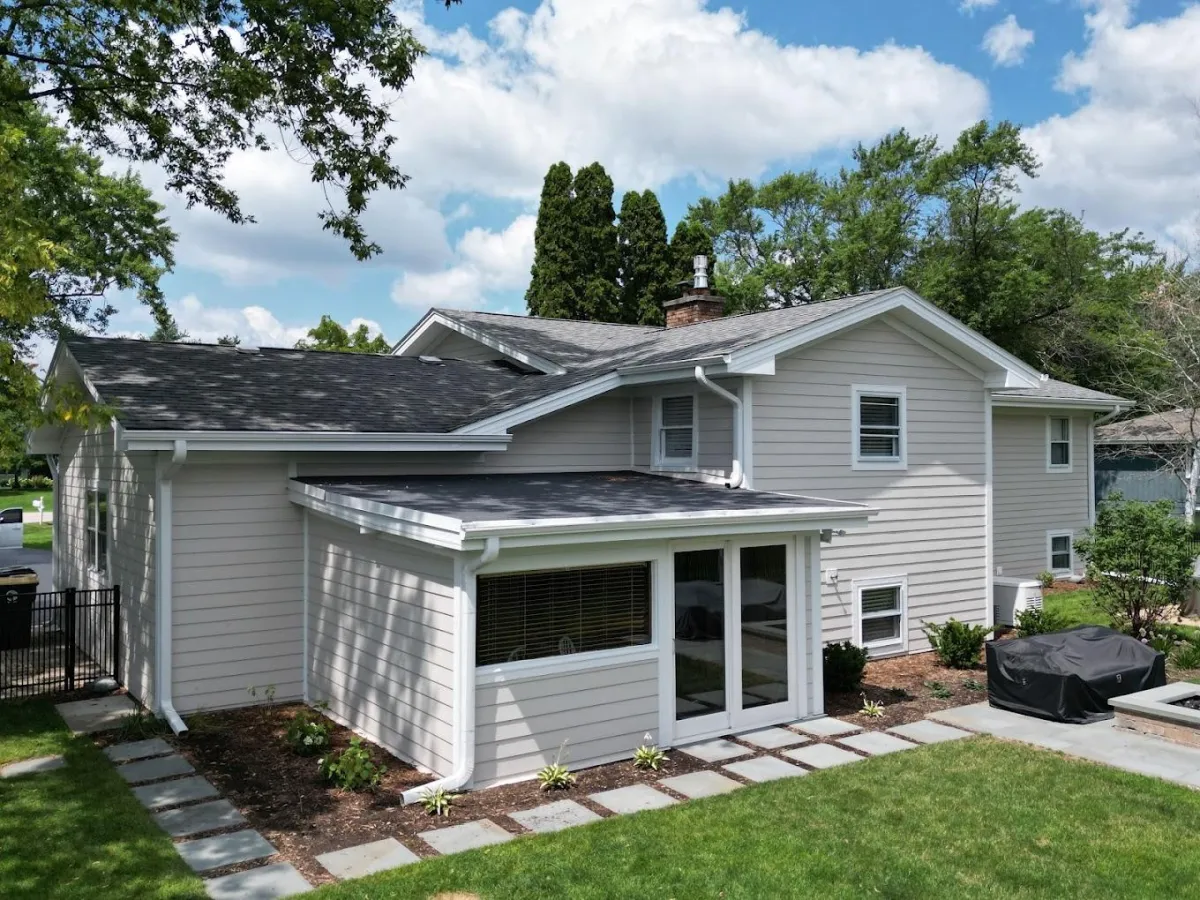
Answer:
[32,270,1126,797]
[1095,408,1199,520]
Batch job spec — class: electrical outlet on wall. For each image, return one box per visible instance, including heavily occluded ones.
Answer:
[823,568,839,585]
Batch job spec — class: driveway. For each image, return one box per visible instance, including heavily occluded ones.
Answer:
[0,547,52,590]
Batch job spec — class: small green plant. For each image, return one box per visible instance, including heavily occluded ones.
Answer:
[963,678,986,693]
[114,708,170,742]
[1147,632,1176,656]
[887,686,913,700]
[925,680,953,700]
[318,737,383,791]
[285,708,331,757]
[1015,607,1069,638]
[1037,570,1056,590]
[537,741,575,791]
[419,786,458,816]
[633,734,667,771]
[923,618,993,669]
[823,641,869,693]
[1172,641,1200,670]
[860,694,884,718]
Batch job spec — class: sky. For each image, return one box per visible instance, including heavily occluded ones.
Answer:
[81,0,1200,362]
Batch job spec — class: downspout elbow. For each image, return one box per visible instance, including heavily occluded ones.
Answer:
[1094,405,1124,428]
[694,366,746,489]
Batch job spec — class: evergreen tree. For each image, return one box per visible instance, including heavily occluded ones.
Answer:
[149,319,189,342]
[617,190,674,325]
[525,162,578,318]
[669,219,715,293]
[571,162,621,322]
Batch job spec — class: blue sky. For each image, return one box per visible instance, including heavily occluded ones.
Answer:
[92,0,1199,358]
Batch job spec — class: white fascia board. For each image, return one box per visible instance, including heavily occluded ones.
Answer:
[454,372,623,435]
[121,431,512,452]
[287,481,466,549]
[392,310,566,375]
[990,396,1129,411]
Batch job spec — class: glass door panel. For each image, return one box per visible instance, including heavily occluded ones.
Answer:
[674,548,726,721]
[739,545,789,711]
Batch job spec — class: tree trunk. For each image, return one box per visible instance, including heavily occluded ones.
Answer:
[1186,443,1200,526]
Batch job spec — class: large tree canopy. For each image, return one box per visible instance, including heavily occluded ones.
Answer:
[617,189,673,326]
[295,315,389,353]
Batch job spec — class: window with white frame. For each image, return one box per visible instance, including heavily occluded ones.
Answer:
[852,386,906,469]
[654,395,697,468]
[1048,532,1073,574]
[854,577,907,652]
[1047,417,1072,471]
[86,489,108,574]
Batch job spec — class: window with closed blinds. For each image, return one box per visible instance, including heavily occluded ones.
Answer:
[657,395,695,465]
[857,581,905,649]
[858,395,901,459]
[476,563,653,666]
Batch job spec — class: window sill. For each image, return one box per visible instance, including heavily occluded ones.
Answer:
[851,458,907,472]
[476,644,658,686]
[1046,465,1073,474]
[864,642,907,659]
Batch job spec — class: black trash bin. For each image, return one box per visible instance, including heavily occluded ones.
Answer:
[0,566,40,651]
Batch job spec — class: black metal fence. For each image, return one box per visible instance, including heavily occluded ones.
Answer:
[0,586,120,700]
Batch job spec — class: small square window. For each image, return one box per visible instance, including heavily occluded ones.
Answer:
[855,579,906,652]
[1048,417,1071,470]
[1049,534,1072,573]
[852,387,906,469]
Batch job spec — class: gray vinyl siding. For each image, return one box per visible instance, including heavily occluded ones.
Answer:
[55,428,157,706]
[752,318,988,653]
[308,519,456,775]
[171,462,303,711]
[993,409,1090,578]
[474,659,658,786]
[426,331,510,363]
[629,385,737,478]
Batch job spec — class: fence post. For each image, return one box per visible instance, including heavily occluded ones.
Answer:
[64,587,76,692]
[112,585,121,684]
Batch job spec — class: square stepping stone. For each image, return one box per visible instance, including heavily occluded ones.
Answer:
[678,739,750,763]
[118,754,194,784]
[838,732,919,756]
[744,682,789,702]
[659,771,743,799]
[889,720,972,745]
[154,800,247,838]
[723,756,808,783]
[420,819,512,855]
[134,775,219,810]
[739,727,809,750]
[589,784,677,815]
[791,717,861,738]
[784,743,862,769]
[510,799,602,834]
[317,838,419,879]
[55,694,138,734]
[177,829,276,873]
[0,755,65,778]
[205,862,311,899]
[105,738,173,763]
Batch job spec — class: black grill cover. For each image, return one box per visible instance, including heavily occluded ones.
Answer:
[986,625,1166,724]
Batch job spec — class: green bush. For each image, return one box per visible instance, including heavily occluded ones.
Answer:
[1015,607,1069,638]
[285,708,331,757]
[1037,571,1056,590]
[823,641,869,693]
[923,618,993,669]
[1173,641,1200,670]
[1074,495,1195,636]
[318,737,383,791]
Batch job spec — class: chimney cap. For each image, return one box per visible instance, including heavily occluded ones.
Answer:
[693,255,709,291]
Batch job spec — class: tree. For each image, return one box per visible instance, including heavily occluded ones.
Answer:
[217,335,241,347]
[526,162,578,319]
[571,162,621,322]
[295,316,389,353]
[150,321,189,342]
[668,219,714,293]
[617,190,673,325]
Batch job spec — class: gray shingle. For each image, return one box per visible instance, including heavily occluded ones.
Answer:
[992,379,1126,404]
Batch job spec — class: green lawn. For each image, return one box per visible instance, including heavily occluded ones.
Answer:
[1042,588,1112,628]
[316,738,1200,900]
[21,522,52,551]
[0,701,206,900]
[0,487,53,513]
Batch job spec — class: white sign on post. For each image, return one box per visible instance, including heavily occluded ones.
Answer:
[0,507,22,550]
[31,497,44,524]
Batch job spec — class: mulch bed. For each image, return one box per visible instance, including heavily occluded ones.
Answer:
[826,653,989,730]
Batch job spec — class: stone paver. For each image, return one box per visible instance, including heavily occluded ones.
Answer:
[204,862,311,899]
[154,800,247,838]
[838,731,919,756]
[889,720,973,745]
[0,755,65,778]
[105,737,174,763]
[678,738,751,763]
[739,726,809,750]
[177,829,276,873]
[510,799,603,833]
[54,694,138,733]
[118,753,195,784]
[419,819,513,855]
[659,770,743,798]
[589,783,677,814]
[784,743,863,769]
[133,775,220,810]
[791,717,861,738]
[723,756,808,783]
[316,838,419,880]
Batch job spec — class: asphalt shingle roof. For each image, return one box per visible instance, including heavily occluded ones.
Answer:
[992,381,1126,404]
[1096,408,1199,445]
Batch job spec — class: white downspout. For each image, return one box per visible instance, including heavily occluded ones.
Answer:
[401,536,500,804]
[694,365,745,489]
[154,439,188,734]
[302,508,310,704]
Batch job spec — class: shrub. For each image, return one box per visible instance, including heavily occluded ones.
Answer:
[318,737,383,791]
[1073,495,1195,636]
[1148,633,1176,656]
[536,763,575,790]
[860,695,884,718]
[633,741,667,771]
[1015,607,1069,638]
[925,680,952,700]
[285,709,331,757]
[419,786,458,816]
[923,618,993,669]
[26,475,53,490]
[823,641,869,693]
[1173,641,1200,670]
[1037,570,1056,590]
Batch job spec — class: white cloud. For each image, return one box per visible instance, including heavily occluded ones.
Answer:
[959,0,999,12]
[983,15,1035,67]
[118,294,314,347]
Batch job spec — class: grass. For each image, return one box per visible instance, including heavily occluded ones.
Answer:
[315,737,1200,900]
[0,700,206,900]
[0,487,53,513]
[1041,588,1112,628]
[21,522,51,551]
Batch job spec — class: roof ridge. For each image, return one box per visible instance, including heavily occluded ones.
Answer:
[436,308,665,331]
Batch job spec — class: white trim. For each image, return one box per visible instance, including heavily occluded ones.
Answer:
[807,535,823,715]
[851,384,907,471]
[651,392,699,471]
[392,310,567,375]
[1047,530,1074,576]
[984,391,994,630]
[628,396,635,469]
[993,395,1129,411]
[122,431,511,453]
[1046,415,1074,473]
[85,483,111,582]
[851,574,909,656]
[153,440,188,734]
[1087,418,1097,526]
[741,378,755,490]
[301,508,309,704]
[476,644,658,686]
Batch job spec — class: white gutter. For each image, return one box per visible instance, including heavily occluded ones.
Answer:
[123,431,511,453]
[154,439,188,734]
[1093,405,1125,428]
[401,536,500,804]
[694,365,745,488]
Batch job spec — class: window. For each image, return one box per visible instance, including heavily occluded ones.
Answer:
[852,386,906,469]
[476,563,652,667]
[1047,417,1072,471]
[86,489,108,574]
[854,577,907,653]
[654,395,697,469]
[1048,532,1073,574]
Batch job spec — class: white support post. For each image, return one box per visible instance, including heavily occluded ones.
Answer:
[807,535,823,715]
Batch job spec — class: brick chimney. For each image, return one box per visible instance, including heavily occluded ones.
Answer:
[663,255,725,327]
